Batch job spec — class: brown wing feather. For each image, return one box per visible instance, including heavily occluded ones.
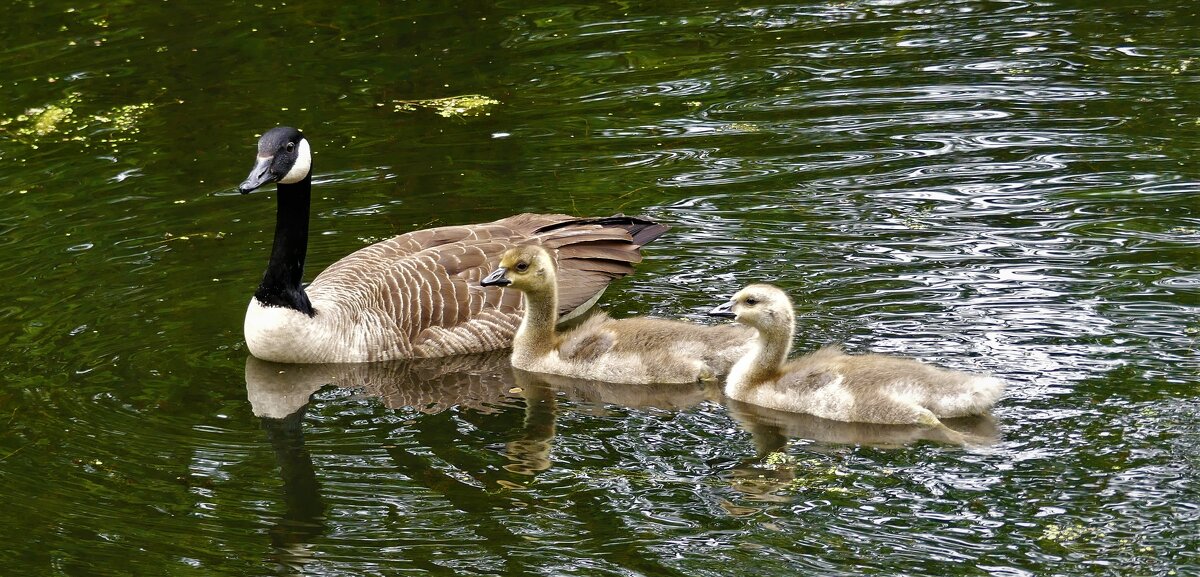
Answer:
[556,241,646,262]
[562,258,635,275]
[308,213,667,359]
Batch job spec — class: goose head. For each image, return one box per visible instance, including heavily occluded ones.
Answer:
[481,245,556,292]
[709,284,795,332]
[238,126,312,194]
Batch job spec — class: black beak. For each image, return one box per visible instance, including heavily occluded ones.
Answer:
[709,301,736,319]
[480,267,511,287]
[238,156,276,194]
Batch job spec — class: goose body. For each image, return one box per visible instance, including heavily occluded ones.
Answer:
[710,284,1003,426]
[237,127,668,363]
[481,245,754,384]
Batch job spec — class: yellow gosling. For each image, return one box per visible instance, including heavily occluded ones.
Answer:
[709,284,1003,427]
[482,245,754,384]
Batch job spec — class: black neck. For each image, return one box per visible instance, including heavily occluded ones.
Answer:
[255,175,315,316]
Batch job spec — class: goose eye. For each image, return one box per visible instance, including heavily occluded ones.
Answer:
[744,297,758,306]
[286,142,296,153]
[515,261,529,272]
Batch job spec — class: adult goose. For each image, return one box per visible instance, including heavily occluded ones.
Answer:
[709,284,1003,426]
[236,126,668,363]
[480,245,754,384]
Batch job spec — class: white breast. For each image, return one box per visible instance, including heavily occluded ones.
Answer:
[244,298,364,363]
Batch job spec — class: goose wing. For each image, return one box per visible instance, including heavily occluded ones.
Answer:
[307,213,667,360]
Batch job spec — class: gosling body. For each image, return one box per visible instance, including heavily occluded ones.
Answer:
[711,284,1003,425]
[482,246,754,384]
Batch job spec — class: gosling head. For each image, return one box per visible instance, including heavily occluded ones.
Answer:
[238,126,312,194]
[480,245,556,292]
[709,284,795,332]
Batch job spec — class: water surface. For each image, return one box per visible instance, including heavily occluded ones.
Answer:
[1,0,1197,575]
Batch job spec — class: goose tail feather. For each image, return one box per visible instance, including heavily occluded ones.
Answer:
[535,214,670,247]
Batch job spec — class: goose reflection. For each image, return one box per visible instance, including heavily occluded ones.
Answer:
[504,369,711,475]
[258,404,323,573]
[244,352,517,573]
[245,351,518,420]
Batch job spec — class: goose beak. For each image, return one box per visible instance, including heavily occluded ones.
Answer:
[708,301,736,319]
[239,156,276,194]
[480,267,511,287]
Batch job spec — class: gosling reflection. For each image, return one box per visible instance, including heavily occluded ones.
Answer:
[503,369,710,475]
[504,375,555,475]
[244,352,517,573]
[720,398,1000,503]
[724,396,1001,456]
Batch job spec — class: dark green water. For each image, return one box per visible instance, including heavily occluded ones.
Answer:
[2,0,1197,575]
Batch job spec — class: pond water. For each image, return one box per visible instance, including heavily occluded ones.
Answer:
[1,0,1197,575]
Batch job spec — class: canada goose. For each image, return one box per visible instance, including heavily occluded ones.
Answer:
[480,245,755,384]
[709,284,1003,426]
[237,126,669,363]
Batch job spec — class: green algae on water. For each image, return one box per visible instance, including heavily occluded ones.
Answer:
[0,92,153,151]
[391,94,499,118]
[28,104,75,136]
[729,452,863,500]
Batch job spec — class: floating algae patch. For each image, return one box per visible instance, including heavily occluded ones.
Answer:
[727,451,865,502]
[0,92,83,142]
[0,92,154,151]
[90,102,155,147]
[1035,520,1180,573]
[28,104,75,136]
[1039,522,1105,544]
[719,122,761,132]
[391,94,499,118]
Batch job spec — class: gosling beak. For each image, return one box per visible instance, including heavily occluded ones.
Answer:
[480,267,511,287]
[238,156,276,194]
[709,301,736,319]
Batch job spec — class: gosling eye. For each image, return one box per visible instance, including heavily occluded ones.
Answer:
[515,261,529,273]
[744,297,758,306]
[285,142,296,153]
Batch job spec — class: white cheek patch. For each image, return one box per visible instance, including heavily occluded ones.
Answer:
[279,138,311,184]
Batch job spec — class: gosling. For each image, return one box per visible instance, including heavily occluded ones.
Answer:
[481,245,754,384]
[709,284,1003,426]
